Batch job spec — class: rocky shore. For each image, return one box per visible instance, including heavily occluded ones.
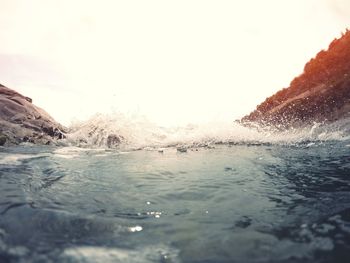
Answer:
[2,31,350,147]
[0,83,66,146]
[242,30,350,128]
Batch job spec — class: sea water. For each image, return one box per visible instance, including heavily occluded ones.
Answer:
[0,116,350,263]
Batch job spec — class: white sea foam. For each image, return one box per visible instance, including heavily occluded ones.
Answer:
[65,113,350,149]
[53,146,110,158]
[60,245,180,263]
[0,153,48,165]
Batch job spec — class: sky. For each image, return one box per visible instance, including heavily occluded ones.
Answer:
[0,0,349,126]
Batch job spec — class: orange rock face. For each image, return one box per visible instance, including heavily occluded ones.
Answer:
[242,30,350,128]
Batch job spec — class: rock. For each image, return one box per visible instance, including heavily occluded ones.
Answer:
[0,133,7,146]
[177,146,187,153]
[241,30,350,129]
[0,84,66,145]
[106,134,121,148]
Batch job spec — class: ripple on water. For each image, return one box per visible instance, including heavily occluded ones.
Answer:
[60,245,180,263]
[0,142,350,262]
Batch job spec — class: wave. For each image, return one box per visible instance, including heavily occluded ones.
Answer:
[60,244,180,263]
[64,113,350,149]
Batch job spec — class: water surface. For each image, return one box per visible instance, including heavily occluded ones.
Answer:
[0,141,349,263]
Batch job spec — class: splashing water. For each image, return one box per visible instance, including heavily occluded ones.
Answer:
[66,112,350,149]
[0,113,349,263]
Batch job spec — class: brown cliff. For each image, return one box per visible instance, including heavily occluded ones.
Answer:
[0,83,66,145]
[242,30,350,128]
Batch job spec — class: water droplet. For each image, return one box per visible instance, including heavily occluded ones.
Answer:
[129,226,143,232]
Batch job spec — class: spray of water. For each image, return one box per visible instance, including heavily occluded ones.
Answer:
[65,112,350,150]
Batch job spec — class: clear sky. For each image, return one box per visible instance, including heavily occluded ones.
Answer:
[0,0,349,126]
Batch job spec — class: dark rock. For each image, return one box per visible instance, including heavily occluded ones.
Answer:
[42,126,66,139]
[177,146,187,153]
[0,133,7,146]
[22,136,34,143]
[0,84,66,145]
[106,134,121,148]
[242,29,350,129]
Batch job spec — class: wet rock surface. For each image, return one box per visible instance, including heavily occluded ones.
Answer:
[0,83,66,145]
[106,134,122,148]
